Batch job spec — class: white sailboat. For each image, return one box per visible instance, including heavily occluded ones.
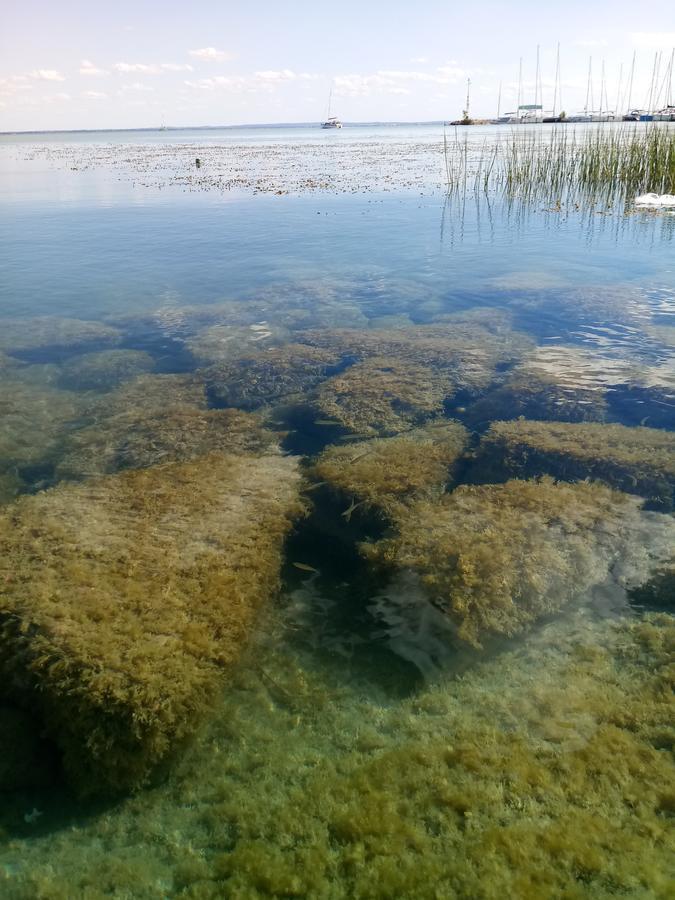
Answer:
[321,88,342,129]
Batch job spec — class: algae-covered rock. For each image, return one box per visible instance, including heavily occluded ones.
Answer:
[313,422,469,518]
[316,358,452,436]
[83,373,208,419]
[59,350,155,392]
[186,322,290,365]
[0,452,305,795]
[204,344,342,410]
[0,379,82,472]
[0,472,24,506]
[56,407,278,479]
[473,420,675,510]
[0,316,121,357]
[365,478,675,648]
[300,322,533,395]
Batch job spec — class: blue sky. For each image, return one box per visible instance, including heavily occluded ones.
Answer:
[1,0,674,130]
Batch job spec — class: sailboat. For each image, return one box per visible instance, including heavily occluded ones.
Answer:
[321,88,342,128]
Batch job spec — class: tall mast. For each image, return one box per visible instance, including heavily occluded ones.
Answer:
[327,87,332,119]
[615,62,623,118]
[584,57,592,114]
[517,57,523,121]
[552,42,560,116]
[497,80,502,118]
[534,44,540,112]
[626,50,635,113]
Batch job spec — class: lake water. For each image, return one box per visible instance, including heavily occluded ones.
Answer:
[0,124,673,898]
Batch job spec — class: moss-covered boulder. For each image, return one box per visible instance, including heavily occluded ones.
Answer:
[315,358,453,436]
[186,323,290,365]
[0,452,305,795]
[0,316,121,357]
[55,406,278,480]
[472,420,675,510]
[364,478,675,648]
[313,422,469,518]
[59,350,155,392]
[204,344,342,410]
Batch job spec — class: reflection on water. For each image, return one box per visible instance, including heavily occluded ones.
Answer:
[0,128,673,898]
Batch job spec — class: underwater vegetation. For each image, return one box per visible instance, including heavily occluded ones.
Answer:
[473,420,675,510]
[0,452,305,795]
[55,406,277,480]
[0,317,121,358]
[2,609,672,898]
[186,322,290,365]
[204,343,343,410]
[316,357,453,436]
[313,422,469,519]
[58,349,155,392]
[364,477,675,648]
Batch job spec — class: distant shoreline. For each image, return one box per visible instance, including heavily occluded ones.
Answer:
[0,121,448,136]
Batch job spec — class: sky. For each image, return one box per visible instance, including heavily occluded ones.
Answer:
[1,1,674,131]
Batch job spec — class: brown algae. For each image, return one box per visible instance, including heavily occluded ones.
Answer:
[58,349,155,392]
[364,477,675,648]
[473,420,675,510]
[0,452,305,795]
[0,316,121,356]
[313,421,469,518]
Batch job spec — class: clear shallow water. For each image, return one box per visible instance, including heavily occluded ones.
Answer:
[0,127,673,898]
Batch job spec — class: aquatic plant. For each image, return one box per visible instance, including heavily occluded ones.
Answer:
[58,349,155,392]
[204,344,342,410]
[313,421,469,518]
[82,372,209,419]
[0,316,121,357]
[363,477,675,648]
[472,420,675,510]
[55,407,278,480]
[0,452,306,795]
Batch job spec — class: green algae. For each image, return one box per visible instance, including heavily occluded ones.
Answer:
[58,350,155,392]
[363,478,675,648]
[204,343,342,410]
[0,317,121,357]
[313,422,469,519]
[473,420,675,510]
[0,452,306,795]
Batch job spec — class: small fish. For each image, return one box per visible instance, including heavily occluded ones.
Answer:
[23,808,43,825]
[292,562,320,574]
[302,481,327,492]
[341,497,366,522]
[348,449,372,464]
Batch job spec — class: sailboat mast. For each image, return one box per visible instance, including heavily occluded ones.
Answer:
[517,57,523,121]
[615,62,623,119]
[327,87,332,119]
[552,43,560,116]
[626,50,635,113]
[534,44,540,112]
[497,80,502,119]
[584,57,591,114]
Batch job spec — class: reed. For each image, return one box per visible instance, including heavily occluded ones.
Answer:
[443,124,675,203]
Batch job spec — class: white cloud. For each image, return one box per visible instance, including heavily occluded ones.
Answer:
[630,32,675,50]
[0,75,32,97]
[53,92,71,101]
[189,47,231,61]
[409,57,429,64]
[113,62,160,74]
[119,82,154,92]
[82,90,107,99]
[80,59,108,76]
[30,69,65,82]
[160,63,193,72]
[334,66,470,97]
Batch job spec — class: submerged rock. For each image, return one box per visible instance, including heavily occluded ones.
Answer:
[364,478,675,648]
[0,379,83,473]
[473,420,675,510]
[0,452,305,795]
[59,349,155,392]
[186,322,290,365]
[56,406,278,479]
[313,421,469,518]
[82,373,208,419]
[0,316,121,357]
[204,344,342,410]
[316,357,452,436]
